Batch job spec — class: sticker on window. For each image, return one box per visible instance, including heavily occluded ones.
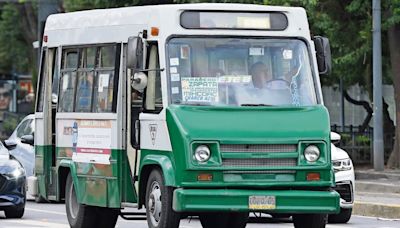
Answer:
[181,77,218,103]
[170,67,178,74]
[283,49,293,60]
[171,73,180,82]
[180,45,190,59]
[62,75,69,91]
[170,58,179,66]
[218,75,252,84]
[171,87,179,94]
[249,47,264,56]
[98,74,110,92]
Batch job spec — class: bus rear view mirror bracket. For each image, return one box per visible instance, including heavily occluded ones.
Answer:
[313,36,332,76]
[127,36,144,69]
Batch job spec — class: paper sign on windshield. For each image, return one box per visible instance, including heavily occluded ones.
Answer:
[181,77,218,103]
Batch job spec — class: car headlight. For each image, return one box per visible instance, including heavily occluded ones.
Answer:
[194,145,211,162]
[333,158,352,172]
[304,145,320,162]
[4,166,25,180]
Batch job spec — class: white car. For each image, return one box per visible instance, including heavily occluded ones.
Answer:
[329,132,355,223]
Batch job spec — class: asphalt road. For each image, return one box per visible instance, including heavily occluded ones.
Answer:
[0,202,399,228]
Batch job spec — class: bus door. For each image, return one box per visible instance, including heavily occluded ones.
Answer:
[35,47,58,200]
[127,43,164,194]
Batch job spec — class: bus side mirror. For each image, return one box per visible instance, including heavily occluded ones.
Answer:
[127,36,143,69]
[131,72,148,92]
[314,36,332,76]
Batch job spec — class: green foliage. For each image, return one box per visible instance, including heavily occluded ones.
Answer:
[355,135,371,145]
[0,4,30,74]
[2,117,18,137]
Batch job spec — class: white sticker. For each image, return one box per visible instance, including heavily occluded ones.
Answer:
[98,74,110,92]
[170,58,179,66]
[283,49,293,60]
[171,73,180,82]
[170,67,178,74]
[181,77,218,103]
[249,47,264,56]
[171,87,179,94]
[62,75,69,91]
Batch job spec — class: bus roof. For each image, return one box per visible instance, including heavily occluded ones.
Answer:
[44,3,310,47]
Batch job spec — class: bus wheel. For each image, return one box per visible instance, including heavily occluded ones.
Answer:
[199,212,248,228]
[145,169,180,228]
[293,214,327,228]
[65,174,96,228]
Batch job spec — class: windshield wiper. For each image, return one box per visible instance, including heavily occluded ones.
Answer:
[241,104,272,107]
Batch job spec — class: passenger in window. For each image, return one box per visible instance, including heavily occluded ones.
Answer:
[249,62,271,89]
[76,73,93,112]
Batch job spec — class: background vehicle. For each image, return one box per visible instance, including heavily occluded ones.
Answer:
[0,141,26,218]
[4,114,35,200]
[330,132,355,223]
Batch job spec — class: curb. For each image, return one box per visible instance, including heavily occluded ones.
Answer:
[355,170,400,181]
[355,181,400,194]
[353,201,400,219]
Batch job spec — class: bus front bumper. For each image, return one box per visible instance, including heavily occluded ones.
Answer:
[173,189,340,214]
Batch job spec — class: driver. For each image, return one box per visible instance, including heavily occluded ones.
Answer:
[250,62,291,90]
[250,62,272,89]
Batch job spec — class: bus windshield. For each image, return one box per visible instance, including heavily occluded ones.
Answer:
[167,38,317,107]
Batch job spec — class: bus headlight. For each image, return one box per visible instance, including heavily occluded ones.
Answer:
[304,145,320,162]
[194,145,211,162]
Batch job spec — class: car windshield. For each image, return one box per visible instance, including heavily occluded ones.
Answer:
[167,38,317,106]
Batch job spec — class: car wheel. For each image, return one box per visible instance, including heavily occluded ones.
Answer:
[4,206,25,218]
[145,168,180,228]
[293,214,327,228]
[328,208,352,223]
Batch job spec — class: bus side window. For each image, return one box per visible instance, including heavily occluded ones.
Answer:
[144,44,163,113]
[36,50,47,112]
[58,49,78,112]
[93,45,119,113]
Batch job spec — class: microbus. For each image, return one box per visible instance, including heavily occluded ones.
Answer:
[29,3,339,228]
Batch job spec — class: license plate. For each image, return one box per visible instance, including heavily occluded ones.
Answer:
[249,196,276,210]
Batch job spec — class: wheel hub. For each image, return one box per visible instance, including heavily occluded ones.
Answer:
[148,181,162,226]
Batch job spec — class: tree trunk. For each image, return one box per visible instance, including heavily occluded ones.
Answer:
[387,23,400,168]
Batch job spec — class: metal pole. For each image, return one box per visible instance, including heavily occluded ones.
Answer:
[340,77,345,132]
[372,0,384,171]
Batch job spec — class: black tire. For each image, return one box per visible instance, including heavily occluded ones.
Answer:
[4,207,25,218]
[96,207,119,227]
[293,214,327,228]
[199,212,248,228]
[65,174,97,228]
[145,168,180,228]
[328,208,352,223]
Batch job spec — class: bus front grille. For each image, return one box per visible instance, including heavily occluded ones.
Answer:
[220,144,297,153]
[222,158,297,168]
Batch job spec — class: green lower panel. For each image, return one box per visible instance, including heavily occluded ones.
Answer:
[173,189,340,214]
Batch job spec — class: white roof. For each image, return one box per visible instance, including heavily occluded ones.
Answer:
[44,3,310,47]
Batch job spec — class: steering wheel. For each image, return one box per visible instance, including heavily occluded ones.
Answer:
[265,79,290,90]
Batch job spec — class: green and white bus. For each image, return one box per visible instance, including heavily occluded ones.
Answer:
[29,3,339,228]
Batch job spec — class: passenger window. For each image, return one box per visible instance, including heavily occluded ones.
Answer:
[52,49,60,104]
[75,72,94,112]
[58,45,119,113]
[144,44,163,113]
[36,50,47,112]
[58,72,77,112]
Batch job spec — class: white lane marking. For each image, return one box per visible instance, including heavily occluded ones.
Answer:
[25,207,67,216]
[1,219,69,228]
